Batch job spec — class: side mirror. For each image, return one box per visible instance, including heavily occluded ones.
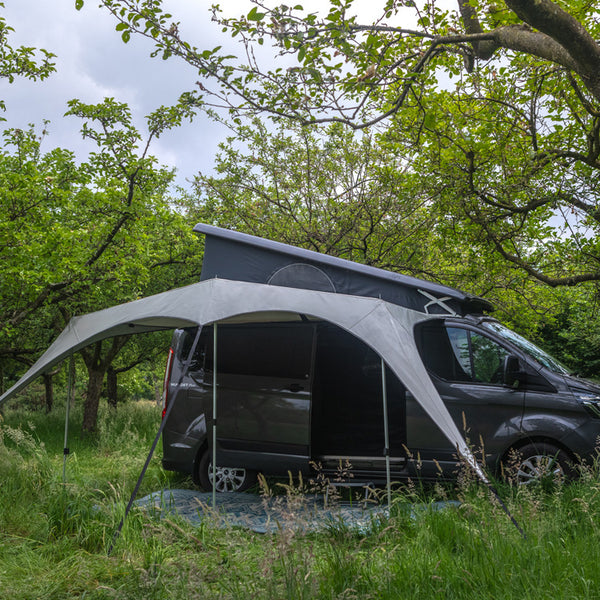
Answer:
[503,354,523,388]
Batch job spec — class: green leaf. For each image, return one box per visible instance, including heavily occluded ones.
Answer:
[247,7,265,21]
[423,112,436,129]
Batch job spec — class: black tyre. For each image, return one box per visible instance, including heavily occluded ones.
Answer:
[197,451,257,493]
[510,442,574,485]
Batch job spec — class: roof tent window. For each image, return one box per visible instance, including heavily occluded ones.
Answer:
[268,263,336,293]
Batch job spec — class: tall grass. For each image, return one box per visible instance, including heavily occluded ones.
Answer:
[2,400,600,599]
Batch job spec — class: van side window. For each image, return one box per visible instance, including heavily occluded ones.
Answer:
[417,322,509,384]
[199,324,313,379]
[470,331,509,384]
[447,328,472,379]
[181,328,210,372]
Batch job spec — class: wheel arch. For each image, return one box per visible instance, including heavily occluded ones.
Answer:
[192,440,209,486]
[500,436,578,469]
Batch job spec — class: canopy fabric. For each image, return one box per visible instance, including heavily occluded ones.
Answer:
[0,278,486,482]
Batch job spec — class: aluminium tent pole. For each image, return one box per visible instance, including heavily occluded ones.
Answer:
[381,357,392,508]
[62,354,74,484]
[212,322,217,509]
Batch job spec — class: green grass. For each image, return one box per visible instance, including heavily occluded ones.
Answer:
[2,401,600,599]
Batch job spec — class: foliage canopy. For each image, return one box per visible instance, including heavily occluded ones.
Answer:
[0,97,204,426]
[82,0,600,293]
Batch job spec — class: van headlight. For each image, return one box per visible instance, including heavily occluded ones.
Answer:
[574,391,600,418]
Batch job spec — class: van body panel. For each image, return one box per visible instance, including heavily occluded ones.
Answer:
[206,372,311,451]
[559,420,600,461]
[406,385,524,475]
[208,321,314,461]
[521,389,595,444]
[163,322,315,476]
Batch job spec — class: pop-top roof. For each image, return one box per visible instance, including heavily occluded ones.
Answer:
[193,223,493,316]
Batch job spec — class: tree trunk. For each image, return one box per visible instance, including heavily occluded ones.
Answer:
[82,367,104,432]
[80,337,128,433]
[43,373,53,413]
[106,366,118,410]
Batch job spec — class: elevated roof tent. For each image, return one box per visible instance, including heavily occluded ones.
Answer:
[194,223,493,316]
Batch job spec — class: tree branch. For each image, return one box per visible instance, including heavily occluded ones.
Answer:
[505,0,600,72]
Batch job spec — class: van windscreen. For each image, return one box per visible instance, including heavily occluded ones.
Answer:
[482,321,570,375]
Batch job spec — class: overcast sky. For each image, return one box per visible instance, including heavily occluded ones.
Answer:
[2,0,400,187]
[2,0,246,186]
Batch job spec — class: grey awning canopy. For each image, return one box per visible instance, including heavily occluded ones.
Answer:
[0,278,486,481]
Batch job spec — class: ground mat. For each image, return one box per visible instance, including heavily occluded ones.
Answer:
[136,489,460,534]
[136,489,391,534]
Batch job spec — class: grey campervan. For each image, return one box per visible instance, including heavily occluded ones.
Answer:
[160,225,600,491]
[161,314,600,491]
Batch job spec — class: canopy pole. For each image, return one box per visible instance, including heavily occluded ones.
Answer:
[62,355,74,484]
[212,322,218,509]
[108,326,203,556]
[487,483,527,540]
[381,357,392,508]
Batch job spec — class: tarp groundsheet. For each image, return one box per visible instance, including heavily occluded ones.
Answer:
[135,489,461,534]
